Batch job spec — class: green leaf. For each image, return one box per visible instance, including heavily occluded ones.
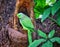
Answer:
[50,0,56,3]
[29,39,46,47]
[46,0,56,6]
[50,37,60,44]
[34,0,37,4]
[36,0,46,8]
[34,0,46,19]
[41,7,51,22]
[51,0,60,15]
[41,40,53,47]
[34,8,44,19]
[34,13,40,19]
[34,8,40,19]
[37,30,47,39]
[46,0,51,4]
[55,12,60,26]
[48,30,55,38]
[34,8,40,13]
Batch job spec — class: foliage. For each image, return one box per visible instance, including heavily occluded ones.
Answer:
[55,12,60,26]
[51,0,60,15]
[34,0,46,19]
[41,7,51,22]
[49,12,60,26]
[41,40,53,47]
[29,39,46,47]
[34,0,60,26]
[34,0,56,19]
[37,30,47,39]
[48,30,55,38]
[29,30,60,47]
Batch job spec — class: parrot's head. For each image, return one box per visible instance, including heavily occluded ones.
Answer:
[17,13,25,19]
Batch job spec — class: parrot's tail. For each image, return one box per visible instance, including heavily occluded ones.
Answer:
[28,30,32,45]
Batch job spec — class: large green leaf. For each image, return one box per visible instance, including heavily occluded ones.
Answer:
[51,0,60,15]
[48,30,55,38]
[37,30,47,39]
[29,39,46,47]
[41,40,53,47]
[50,37,60,44]
[41,7,51,22]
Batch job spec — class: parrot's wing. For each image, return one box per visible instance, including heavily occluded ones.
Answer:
[20,16,34,30]
[19,20,28,30]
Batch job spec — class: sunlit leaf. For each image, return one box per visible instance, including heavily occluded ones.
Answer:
[29,39,46,47]
[34,8,40,19]
[34,8,44,19]
[50,37,60,44]
[41,40,53,47]
[36,0,46,8]
[37,30,47,39]
[34,13,40,19]
[50,0,56,4]
[48,30,55,38]
[46,0,56,6]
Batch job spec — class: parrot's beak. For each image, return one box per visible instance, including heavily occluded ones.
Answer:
[17,13,20,18]
[17,13,24,19]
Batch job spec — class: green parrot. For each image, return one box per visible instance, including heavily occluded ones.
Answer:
[17,13,34,44]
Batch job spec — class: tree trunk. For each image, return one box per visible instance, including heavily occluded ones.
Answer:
[0,0,27,47]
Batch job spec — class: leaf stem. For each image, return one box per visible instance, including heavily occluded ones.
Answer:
[49,17,57,23]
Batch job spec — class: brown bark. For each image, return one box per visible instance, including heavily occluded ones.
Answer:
[6,25,28,47]
[0,0,28,47]
[6,25,27,43]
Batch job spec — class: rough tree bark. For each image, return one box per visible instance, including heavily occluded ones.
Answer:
[0,0,27,47]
